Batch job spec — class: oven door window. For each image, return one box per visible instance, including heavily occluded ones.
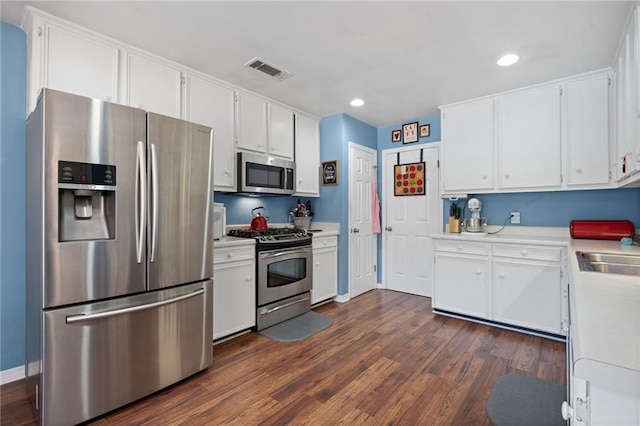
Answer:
[267,257,307,288]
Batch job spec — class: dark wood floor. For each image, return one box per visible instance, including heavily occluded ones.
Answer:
[1,290,566,425]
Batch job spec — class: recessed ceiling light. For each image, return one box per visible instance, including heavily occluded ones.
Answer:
[350,98,365,107]
[497,54,519,67]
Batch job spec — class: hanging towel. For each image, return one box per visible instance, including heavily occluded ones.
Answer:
[372,168,381,234]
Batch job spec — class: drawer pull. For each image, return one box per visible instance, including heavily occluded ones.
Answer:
[457,245,463,251]
[227,253,233,259]
[521,250,528,256]
[315,261,320,266]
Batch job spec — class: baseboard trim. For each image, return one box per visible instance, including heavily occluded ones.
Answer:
[1,365,25,385]
[334,294,350,303]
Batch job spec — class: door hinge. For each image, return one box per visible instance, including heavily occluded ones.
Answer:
[437,160,440,168]
[560,174,563,183]
[608,77,612,86]
[560,269,563,278]
[37,26,43,37]
[374,265,377,272]
[180,76,186,85]
[560,88,563,96]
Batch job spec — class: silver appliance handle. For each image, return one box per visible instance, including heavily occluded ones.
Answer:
[135,141,146,264]
[259,246,312,259]
[65,289,205,324]
[150,143,159,262]
[260,295,310,315]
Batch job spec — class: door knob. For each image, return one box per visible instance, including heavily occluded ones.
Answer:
[385,226,393,231]
[353,228,360,233]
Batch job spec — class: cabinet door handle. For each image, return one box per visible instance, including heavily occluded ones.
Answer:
[575,168,583,174]
[504,173,510,179]
[315,261,320,266]
[521,250,528,256]
[227,253,233,259]
[475,270,482,275]
[482,174,488,180]
[499,273,505,279]
[245,276,251,282]
[457,245,463,251]
[224,170,231,175]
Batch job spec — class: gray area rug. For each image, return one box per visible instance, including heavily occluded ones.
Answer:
[486,374,567,426]
[259,311,332,342]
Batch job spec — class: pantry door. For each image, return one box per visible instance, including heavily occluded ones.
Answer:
[383,144,441,297]
[349,143,377,299]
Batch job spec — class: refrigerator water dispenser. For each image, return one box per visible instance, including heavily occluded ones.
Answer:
[58,161,116,242]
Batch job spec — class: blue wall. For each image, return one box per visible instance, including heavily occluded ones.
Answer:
[443,188,640,230]
[1,22,27,371]
[214,192,313,226]
[315,114,377,296]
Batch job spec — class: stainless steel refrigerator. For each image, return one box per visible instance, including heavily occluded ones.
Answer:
[26,89,214,425]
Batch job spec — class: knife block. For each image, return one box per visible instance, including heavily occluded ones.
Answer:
[448,217,461,233]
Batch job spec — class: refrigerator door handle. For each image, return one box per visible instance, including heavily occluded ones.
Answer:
[65,288,205,324]
[150,143,159,263]
[135,141,146,264]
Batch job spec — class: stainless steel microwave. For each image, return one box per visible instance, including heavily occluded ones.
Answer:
[237,152,295,195]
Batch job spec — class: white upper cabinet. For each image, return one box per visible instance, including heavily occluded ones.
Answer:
[236,92,268,153]
[268,104,294,159]
[184,75,236,190]
[498,85,562,190]
[124,53,182,118]
[24,12,119,111]
[440,69,612,194]
[565,73,611,186]
[441,99,495,193]
[294,113,320,196]
[613,6,640,186]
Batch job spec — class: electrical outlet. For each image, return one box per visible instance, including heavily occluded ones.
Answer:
[511,212,521,224]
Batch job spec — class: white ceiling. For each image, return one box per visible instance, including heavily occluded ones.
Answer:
[1,1,635,128]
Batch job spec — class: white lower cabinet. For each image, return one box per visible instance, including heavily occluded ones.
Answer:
[493,260,562,334]
[433,237,568,336]
[433,253,490,318]
[213,244,255,340]
[312,235,338,305]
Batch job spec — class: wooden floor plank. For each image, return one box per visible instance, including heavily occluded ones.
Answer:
[0,290,566,425]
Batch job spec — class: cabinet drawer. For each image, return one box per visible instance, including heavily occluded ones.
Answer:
[434,240,490,256]
[213,246,255,265]
[313,236,338,250]
[492,244,561,262]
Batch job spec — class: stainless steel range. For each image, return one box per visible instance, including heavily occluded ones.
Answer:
[228,228,312,330]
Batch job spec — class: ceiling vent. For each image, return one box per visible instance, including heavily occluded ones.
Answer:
[245,57,293,81]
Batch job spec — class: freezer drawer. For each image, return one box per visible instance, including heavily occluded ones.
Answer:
[37,281,212,425]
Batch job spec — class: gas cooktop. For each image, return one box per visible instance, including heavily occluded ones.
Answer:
[227,227,310,241]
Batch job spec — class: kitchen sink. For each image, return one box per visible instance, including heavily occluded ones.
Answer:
[576,251,640,276]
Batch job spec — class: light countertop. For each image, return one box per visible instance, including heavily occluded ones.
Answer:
[567,239,640,374]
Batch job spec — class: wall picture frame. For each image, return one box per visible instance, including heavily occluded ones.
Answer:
[321,160,339,185]
[419,124,431,138]
[391,129,401,142]
[402,122,419,144]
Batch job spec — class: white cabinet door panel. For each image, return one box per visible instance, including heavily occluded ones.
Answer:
[126,54,181,118]
[185,76,236,190]
[312,244,338,305]
[268,104,294,159]
[433,254,489,319]
[566,74,610,186]
[493,260,562,334]
[213,260,255,340]
[294,114,320,196]
[45,25,119,103]
[498,86,562,189]
[441,99,495,192]
[236,92,268,153]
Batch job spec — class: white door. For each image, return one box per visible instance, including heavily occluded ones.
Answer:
[383,145,440,297]
[349,143,377,298]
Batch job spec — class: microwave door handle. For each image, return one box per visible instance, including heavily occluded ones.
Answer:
[135,141,146,264]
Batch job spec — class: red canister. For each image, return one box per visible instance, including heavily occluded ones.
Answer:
[569,220,635,240]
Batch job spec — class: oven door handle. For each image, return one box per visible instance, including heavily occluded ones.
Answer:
[259,295,310,315]
[259,247,311,259]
